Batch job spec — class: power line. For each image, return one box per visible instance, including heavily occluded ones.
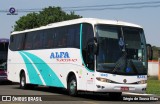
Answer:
[64,4,160,11]
[63,0,160,11]
[62,0,160,9]
[0,0,160,13]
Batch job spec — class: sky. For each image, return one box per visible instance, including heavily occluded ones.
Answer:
[0,0,160,47]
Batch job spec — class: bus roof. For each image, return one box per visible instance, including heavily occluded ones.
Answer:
[0,38,9,43]
[11,18,142,35]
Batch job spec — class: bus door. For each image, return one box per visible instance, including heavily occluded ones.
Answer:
[86,41,95,91]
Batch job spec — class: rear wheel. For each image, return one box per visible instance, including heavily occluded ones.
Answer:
[67,75,77,96]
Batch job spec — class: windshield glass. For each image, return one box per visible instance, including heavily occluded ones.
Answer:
[96,24,147,75]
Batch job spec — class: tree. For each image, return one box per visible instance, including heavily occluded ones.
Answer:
[14,12,39,31]
[14,6,82,31]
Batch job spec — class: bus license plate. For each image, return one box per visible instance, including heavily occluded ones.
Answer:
[121,87,129,91]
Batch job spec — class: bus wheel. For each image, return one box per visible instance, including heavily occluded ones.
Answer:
[20,72,27,89]
[67,75,77,96]
[108,92,122,99]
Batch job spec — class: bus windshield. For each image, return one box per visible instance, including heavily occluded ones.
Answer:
[96,25,147,75]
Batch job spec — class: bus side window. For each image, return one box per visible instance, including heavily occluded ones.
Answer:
[43,29,54,48]
[33,31,43,49]
[9,35,15,50]
[15,34,25,51]
[25,43,32,50]
[34,41,40,49]
[67,27,74,47]
[82,23,94,70]
[24,33,33,50]
[56,27,68,48]
[67,25,80,48]
[47,39,54,48]
[74,27,80,48]
[86,42,94,70]
[61,37,67,47]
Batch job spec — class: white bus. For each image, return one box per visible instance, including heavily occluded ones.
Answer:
[7,18,149,97]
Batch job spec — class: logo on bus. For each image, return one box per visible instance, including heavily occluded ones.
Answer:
[137,75,145,79]
[50,52,70,59]
[100,73,108,77]
[50,52,77,62]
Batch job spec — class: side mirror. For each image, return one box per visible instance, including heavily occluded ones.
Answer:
[147,44,153,60]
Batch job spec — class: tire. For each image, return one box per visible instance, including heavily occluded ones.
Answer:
[67,75,77,96]
[20,72,27,89]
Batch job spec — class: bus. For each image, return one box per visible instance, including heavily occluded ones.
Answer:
[7,18,149,97]
[0,38,9,81]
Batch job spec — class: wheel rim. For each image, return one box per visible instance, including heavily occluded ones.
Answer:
[21,76,25,87]
[70,79,76,94]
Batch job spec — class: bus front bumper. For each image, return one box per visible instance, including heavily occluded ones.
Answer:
[94,82,147,93]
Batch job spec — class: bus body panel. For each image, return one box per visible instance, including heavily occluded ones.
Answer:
[7,18,148,94]
[8,48,92,90]
[94,82,147,93]
[94,72,147,93]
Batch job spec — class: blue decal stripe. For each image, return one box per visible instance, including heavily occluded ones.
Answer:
[80,23,94,72]
[19,52,43,85]
[21,51,64,88]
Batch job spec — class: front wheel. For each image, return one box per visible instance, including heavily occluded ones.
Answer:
[67,75,77,96]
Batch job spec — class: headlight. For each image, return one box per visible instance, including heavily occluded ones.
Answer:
[96,77,111,83]
[137,80,147,84]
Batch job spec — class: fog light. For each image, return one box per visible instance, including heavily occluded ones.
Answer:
[142,88,146,91]
[102,86,105,89]
[96,85,101,88]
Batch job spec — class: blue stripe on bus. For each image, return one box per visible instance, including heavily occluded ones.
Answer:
[21,51,64,88]
[80,23,94,72]
[19,52,43,85]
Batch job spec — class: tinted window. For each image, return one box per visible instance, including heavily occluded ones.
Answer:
[67,25,80,48]
[44,29,56,48]
[56,27,67,48]
[9,34,24,51]
[10,24,81,51]
[32,31,43,49]
[24,32,33,50]
[82,23,94,70]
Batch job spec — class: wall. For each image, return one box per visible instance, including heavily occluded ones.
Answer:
[148,60,159,76]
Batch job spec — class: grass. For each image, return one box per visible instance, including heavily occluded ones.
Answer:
[146,76,160,96]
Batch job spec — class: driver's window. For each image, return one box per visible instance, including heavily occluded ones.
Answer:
[82,23,94,70]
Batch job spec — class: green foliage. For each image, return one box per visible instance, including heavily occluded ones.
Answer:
[146,77,160,95]
[152,46,160,60]
[14,6,82,31]
[14,13,39,31]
